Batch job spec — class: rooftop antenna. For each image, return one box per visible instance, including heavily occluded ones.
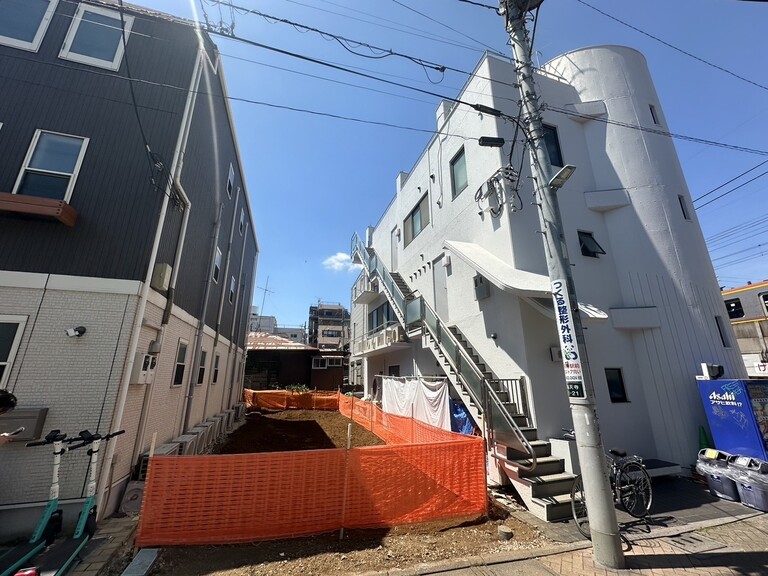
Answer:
[255,277,273,331]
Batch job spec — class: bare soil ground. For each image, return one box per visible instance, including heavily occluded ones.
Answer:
[146,410,549,576]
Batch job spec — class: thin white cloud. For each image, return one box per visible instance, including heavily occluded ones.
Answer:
[323,252,362,272]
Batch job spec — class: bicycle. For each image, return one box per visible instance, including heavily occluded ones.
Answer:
[568,437,652,539]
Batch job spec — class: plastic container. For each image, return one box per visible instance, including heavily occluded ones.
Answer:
[696,449,740,502]
[730,456,768,512]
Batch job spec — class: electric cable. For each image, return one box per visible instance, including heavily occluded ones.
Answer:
[574,0,768,93]
[457,0,499,10]
[693,159,768,203]
[695,169,768,209]
[389,0,504,56]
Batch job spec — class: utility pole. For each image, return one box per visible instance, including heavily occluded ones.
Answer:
[499,0,624,568]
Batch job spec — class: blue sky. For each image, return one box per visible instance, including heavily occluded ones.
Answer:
[138,0,768,326]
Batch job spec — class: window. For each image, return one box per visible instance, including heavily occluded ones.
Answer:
[543,125,564,168]
[239,208,245,235]
[649,104,660,125]
[59,3,133,70]
[724,298,744,319]
[0,316,27,389]
[312,357,327,369]
[322,330,342,338]
[227,164,234,198]
[0,0,57,52]
[450,148,468,199]
[212,353,220,384]
[197,350,207,385]
[678,195,691,221]
[403,194,430,246]
[715,315,730,347]
[13,130,88,202]
[368,302,393,332]
[761,293,768,316]
[328,358,342,367]
[213,247,222,283]
[229,276,235,303]
[605,368,628,403]
[578,231,606,258]
[173,340,188,386]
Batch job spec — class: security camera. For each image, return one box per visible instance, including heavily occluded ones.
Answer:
[65,326,87,337]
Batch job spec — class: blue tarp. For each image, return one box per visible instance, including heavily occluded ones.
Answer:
[450,399,476,435]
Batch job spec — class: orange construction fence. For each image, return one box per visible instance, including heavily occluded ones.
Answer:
[242,389,339,411]
[136,393,487,547]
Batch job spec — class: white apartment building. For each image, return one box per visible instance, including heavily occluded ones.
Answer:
[350,45,745,521]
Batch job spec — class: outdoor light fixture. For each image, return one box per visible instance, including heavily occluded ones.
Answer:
[65,326,87,337]
[549,164,576,190]
[478,136,505,147]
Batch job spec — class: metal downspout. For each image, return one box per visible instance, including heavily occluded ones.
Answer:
[95,49,204,518]
[223,235,252,411]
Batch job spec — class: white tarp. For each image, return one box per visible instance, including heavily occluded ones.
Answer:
[381,376,451,431]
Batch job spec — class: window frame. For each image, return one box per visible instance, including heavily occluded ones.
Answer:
[229,276,235,304]
[715,315,731,348]
[196,349,207,385]
[0,315,28,390]
[449,147,468,199]
[212,353,220,384]
[59,3,133,71]
[649,104,660,125]
[604,367,629,403]
[12,129,89,203]
[239,208,245,235]
[213,247,222,283]
[328,357,343,367]
[542,124,564,168]
[403,193,430,246]
[172,339,188,387]
[678,195,691,221]
[577,230,606,258]
[226,164,234,199]
[312,357,327,369]
[0,0,58,52]
[724,298,745,320]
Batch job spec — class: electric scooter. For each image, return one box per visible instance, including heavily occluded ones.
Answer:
[13,429,124,576]
[0,430,75,576]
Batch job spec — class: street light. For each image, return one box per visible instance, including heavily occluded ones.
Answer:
[549,164,576,190]
[478,136,506,147]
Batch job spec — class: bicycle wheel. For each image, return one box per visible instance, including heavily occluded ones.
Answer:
[570,475,591,539]
[616,461,652,517]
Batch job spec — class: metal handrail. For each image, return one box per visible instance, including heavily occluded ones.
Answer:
[418,297,536,473]
[351,232,536,472]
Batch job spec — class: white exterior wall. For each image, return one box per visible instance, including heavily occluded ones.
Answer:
[353,46,743,469]
[0,274,247,538]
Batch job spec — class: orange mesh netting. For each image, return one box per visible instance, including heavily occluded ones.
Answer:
[243,389,340,411]
[136,393,486,547]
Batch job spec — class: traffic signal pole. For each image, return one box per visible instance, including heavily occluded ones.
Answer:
[499,1,624,568]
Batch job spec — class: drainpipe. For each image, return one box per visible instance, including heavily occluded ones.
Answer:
[203,186,240,418]
[130,180,192,468]
[182,202,224,433]
[95,49,205,518]
[223,242,253,411]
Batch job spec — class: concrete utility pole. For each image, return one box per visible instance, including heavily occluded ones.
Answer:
[499,0,624,568]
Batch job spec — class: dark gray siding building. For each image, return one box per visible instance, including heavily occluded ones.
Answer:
[0,0,258,536]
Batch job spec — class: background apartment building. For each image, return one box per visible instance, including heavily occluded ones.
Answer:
[308,302,350,350]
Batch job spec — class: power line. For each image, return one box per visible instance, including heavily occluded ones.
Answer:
[389,0,503,55]
[206,0,519,92]
[695,169,768,209]
[457,0,499,9]
[693,159,768,202]
[545,104,768,157]
[574,0,768,93]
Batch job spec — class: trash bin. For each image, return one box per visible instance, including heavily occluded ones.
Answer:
[730,456,768,512]
[696,449,740,502]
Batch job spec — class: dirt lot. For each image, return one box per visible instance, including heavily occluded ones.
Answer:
[145,410,549,576]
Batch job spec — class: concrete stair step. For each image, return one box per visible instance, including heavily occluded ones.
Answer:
[513,456,564,478]
[525,472,577,499]
[530,493,574,522]
[501,439,550,459]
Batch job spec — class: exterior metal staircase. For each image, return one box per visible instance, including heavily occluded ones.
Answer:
[351,233,576,522]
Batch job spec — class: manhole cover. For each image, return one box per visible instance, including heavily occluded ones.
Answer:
[664,533,726,553]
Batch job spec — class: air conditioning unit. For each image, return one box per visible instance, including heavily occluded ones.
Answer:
[385,326,406,344]
[233,403,246,421]
[136,442,179,481]
[223,409,236,431]
[173,434,199,455]
[190,425,213,453]
[213,413,228,434]
[207,415,225,440]
[119,481,145,514]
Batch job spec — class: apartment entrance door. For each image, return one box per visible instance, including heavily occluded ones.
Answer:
[433,255,449,322]
[391,227,398,270]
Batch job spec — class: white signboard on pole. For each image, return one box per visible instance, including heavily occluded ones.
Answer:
[552,279,586,399]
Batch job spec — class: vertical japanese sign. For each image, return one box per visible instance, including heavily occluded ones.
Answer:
[552,279,586,399]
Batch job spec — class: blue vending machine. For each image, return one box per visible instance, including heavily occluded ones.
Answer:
[698,379,768,459]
